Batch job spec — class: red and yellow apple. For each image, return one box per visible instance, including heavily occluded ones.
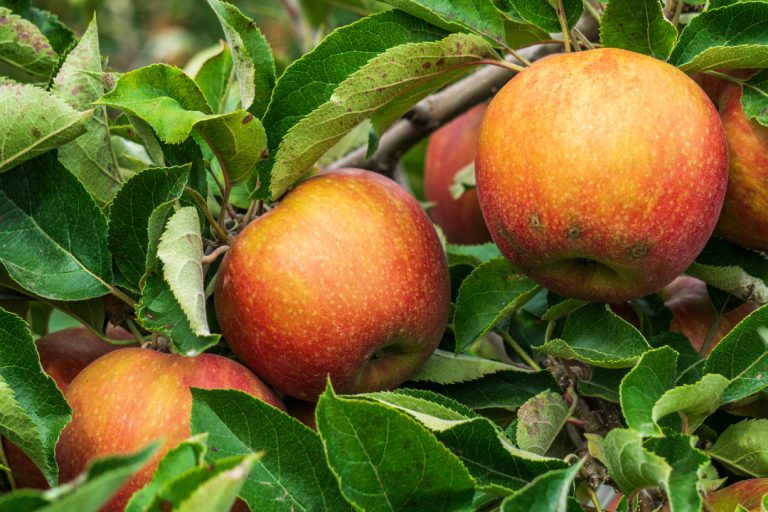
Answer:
[425,103,492,245]
[215,169,450,401]
[55,348,284,512]
[475,48,728,302]
[4,326,129,489]
[661,276,757,354]
[714,83,768,252]
[707,478,768,511]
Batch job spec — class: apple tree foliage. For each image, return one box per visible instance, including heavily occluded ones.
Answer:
[0,0,768,509]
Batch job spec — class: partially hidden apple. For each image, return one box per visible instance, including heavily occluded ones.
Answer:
[215,169,450,401]
[4,326,129,489]
[708,478,768,511]
[475,48,728,302]
[284,397,317,430]
[55,348,284,512]
[661,276,757,354]
[714,83,768,252]
[425,103,492,245]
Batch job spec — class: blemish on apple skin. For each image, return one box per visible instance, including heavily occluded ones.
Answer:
[629,243,648,259]
[567,226,580,240]
[529,213,542,229]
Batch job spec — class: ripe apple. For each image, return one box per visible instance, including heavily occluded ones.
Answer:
[215,169,450,401]
[707,478,768,511]
[425,103,492,245]
[713,83,768,252]
[4,326,129,489]
[475,48,728,303]
[55,348,284,512]
[661,276,757,354]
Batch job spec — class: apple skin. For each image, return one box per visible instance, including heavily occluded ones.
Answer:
[215,169,450,401]
[708,478,768,511]
[475,48,728,303]
[4,326,129,490]
[55,348,284,512]
[714,83,768,252]
[661,276,757,354]
[425,103,492,245]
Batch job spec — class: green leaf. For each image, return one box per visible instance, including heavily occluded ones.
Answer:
[25,7,75,56]
[453,258,539,353]
[52,17,123,206]
[604,431,709,512]
[534,303,651,368]
[620,346,678,436]
[409,349,527,384]
[445,242,503,268]
[704,304,768,403]
[206,0,275,118]
[686,237,768,303]
[107,165,190,291]
[363,389,568,490]
[0,152,113,300]
[500,461,582,512]
[126,435,208,512]
[644,435,710,512]
[260,10,448,197]
[316,385,476,511]
[599,0,677,59]
[0,7,56,82]
[652,373,730,433]
[0,83,91,173]
[269,32,497,199]
[377,0,508,44]
[136,272,220,356]
[157,207,210,337]
[709,419,768,477]
[193,43,234,114]
[742,68,768,126]
[667,2,768,73]
[95,64,212,144]
[190,388,353,512]
[516,391,570,455]
[414,369,560,410]
[0,308,70,485]
[0,443,158,512]
[495,0,583,33]
[50,16,102,112]
[579,367,627,402]
[194,109,268,185]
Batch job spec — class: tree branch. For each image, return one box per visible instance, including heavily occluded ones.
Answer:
[327,44,562,176]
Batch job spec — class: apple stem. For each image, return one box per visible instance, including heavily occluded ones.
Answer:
[124,317,148,345]
[587,486,603,512]
[497,329,543,371]
[556,0,572,53]
[582,0,602,23]
[110,286,136,307]
[201,246,229,266]
[0,441,17,490]
[672,0,685,28]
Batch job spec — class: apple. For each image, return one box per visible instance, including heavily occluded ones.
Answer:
[215,169,450,401]
[661,276,757,354]
[707,478,768,511]
[475,48,728,303]
[55,348,284,512]
[713,83,768,252]
[692,69,755,105]
[424,103,492,245]
[4,326,130,489]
